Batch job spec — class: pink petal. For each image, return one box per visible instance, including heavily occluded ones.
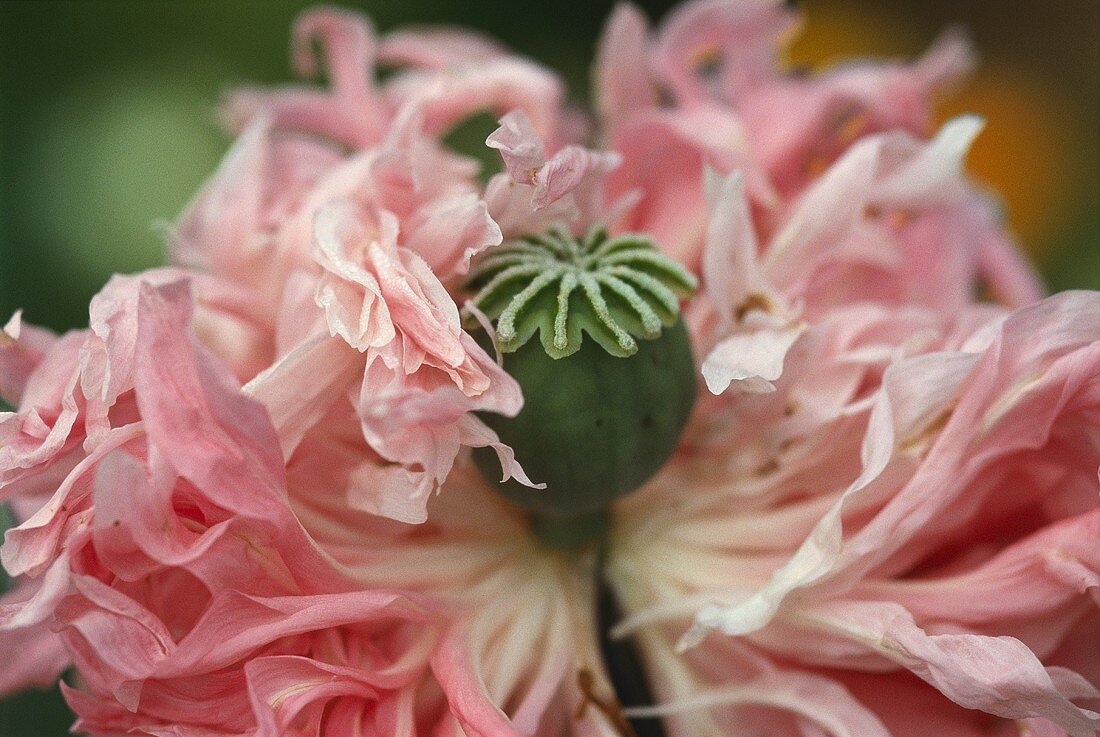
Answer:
[594,3,658,125]
[0,311,55,406]
[653,0,796,104]
[700,171,773,330]
[805,600,1100,736]
[244,333,362,459]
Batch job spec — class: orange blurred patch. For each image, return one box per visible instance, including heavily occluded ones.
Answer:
[938,75,1085,254]
[784,3,1088,255]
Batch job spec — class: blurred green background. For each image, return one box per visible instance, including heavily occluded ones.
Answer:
[0,1,1096,734]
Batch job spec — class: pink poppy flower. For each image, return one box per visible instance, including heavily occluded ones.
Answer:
[1,3,1096,737]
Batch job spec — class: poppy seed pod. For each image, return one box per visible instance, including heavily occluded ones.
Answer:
[465,228,698,540]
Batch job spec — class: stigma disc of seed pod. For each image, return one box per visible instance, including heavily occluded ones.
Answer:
[464,227,698,527]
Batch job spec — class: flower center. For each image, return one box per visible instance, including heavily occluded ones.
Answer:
[464,227,698,548]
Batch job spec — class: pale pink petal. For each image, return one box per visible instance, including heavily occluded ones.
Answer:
[1,422,142,577]
[173,119,342,295]
[913,26,977,93]
[431,626,526,737]
[857,508,1100,628]
[976,225,1046,308]
[702,325,805,395]
[384,57,565,140]
[485,110,548,183]
[872,115,984,209]
[312,203,399,353]
[684,348,983,642]
[152,589,425,679]
[764,135,881,288]
[130,280,285,510]
[243,656,385,735]
[0,614,69,695]
[403,191,502,276]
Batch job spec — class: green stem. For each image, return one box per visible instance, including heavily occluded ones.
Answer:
[532,507,611,550]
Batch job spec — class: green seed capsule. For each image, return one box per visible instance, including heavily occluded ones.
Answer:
[473,317,696,517]
[465,227,698,541]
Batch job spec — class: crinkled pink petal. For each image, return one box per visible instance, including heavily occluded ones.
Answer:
[402,191,502,276]
[685,292,1099,646]
[244,656,385,735]
[131,279,284,513]
[2,422,141,577]
[173,119,342,300]
[0,331,85,498]
[858,508,1100,628]
[312,203,401,353]
[486,110,549,183]
[354,352,537,524]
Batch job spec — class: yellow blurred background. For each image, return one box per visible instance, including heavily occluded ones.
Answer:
[787,1,1099,269]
